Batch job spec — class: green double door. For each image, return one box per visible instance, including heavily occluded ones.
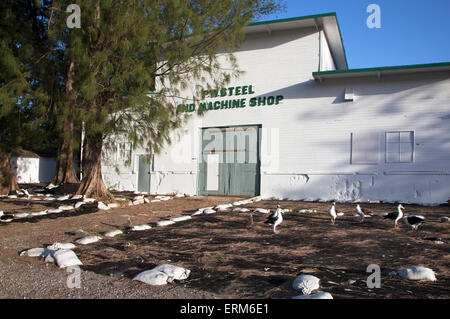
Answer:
[198,125,260,196]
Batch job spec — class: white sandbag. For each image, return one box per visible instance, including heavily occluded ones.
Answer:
[144,198,150,204]
[47,242,76,250]
[30,210,48,217]
[215,204,233,211]
[175,193,185,198]
[104,230,123,237]
[20,247,49,257]
[97,202,111,210]
[59,205,74,211]
[203,208,216,215]
[156,220,176,227]
[152,264,191,280]
[389,266,437,281]
[14,213,29,219]
[292,275,320,295]
[133,270,170,286]
[43,197,56,201]
[171,216,192,222]
[107,203,120,209]
[131,225,151,231]
[133,195,144,201]
[191,210,203,216]
[292,292,333,299]
[83,197,96,203]
[8,195,18,199]
[56,195,70,201]
[52,249,82,268]
[75,235,102,245]
[71,195,84,200]
[46,183,58,190]
[47,208,63,214]
[75,201,86,209]
[151,199,161,203]
[337,212,345,217]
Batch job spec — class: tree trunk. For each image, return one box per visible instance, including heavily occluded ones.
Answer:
[52,58,79,185]
[52,118,79,185]
[0,152,17,195]
[75,133,112,201]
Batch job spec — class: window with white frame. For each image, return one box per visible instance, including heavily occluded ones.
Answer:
[385,131,414,163]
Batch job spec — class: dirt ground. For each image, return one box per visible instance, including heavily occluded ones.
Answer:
[0,184,449,299]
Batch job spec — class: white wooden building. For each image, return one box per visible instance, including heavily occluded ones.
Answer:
[102,13,450,205]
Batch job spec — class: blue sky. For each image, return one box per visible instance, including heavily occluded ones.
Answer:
[260,0,450,69]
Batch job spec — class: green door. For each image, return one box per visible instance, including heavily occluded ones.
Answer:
[138,155,151,193]
[198,126,260,196]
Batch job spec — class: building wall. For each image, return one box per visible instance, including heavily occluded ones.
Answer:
[102,27,450,205]
[11,157,40,183]
[260,72,450,205]
[319,30,336,71]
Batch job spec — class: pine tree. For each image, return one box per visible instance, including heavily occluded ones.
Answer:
[1,0,285,199]
[0,0,51,194]
[65,0,285,200]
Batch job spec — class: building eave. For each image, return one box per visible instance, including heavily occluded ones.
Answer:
[312,62,450,81]
[245,13,349,70]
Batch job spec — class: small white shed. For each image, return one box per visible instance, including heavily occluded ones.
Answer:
[10,149,40,183]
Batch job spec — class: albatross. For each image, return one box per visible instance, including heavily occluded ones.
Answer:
[354,204,369,222]
[380,204,404,228]
[328,202,337,225]
[403,214,425,231]
[265,205,283,234]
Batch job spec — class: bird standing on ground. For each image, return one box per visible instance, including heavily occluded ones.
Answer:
[328,202,337,225]
[354,204,368,222]
[380,204,404,228]
[403,214,425,231]
[265,205,283,234]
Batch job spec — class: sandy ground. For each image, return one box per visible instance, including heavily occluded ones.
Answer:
[0,185,449,299]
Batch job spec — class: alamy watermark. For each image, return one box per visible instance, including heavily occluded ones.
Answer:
[366,264,381,288]
[66,4,81,29]
[66,266,82,289]
[367,4,382,29]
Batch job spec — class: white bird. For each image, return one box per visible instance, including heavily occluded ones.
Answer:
[354,204,368,222]
[380,204,404,228]
[328,202,337,225]
[265,205,283,234]
[403,214,425,231]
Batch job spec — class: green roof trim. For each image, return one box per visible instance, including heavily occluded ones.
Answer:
[313,62,450,77]
[248,12,337,27]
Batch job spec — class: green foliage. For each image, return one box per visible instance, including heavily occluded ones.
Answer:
[1,0,285,164]
[0,0,59,155]
[63,0,285,157]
